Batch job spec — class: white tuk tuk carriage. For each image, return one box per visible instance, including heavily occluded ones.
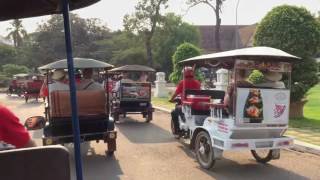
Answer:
[171,46,299,169]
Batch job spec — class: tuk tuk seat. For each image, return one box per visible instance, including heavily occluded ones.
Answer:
[50,90,106,118]
[0,145,70,180]
[184,89,225,115]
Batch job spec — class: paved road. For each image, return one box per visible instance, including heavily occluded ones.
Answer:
[1,94,320,180]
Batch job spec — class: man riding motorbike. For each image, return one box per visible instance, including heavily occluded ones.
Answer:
[169,67,201,136]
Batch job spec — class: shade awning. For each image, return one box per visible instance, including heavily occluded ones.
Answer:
[0,0,99,21]
[109,65,156,72]
[180,46,301,66]
[38,57,114,70]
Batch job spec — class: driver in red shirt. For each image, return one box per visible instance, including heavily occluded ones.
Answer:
[169,67,201,136]
[0,104,36,149]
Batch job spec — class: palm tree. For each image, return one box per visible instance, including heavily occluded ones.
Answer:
[6,19,27,48]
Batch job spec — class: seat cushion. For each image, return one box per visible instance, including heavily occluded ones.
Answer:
[50,90,106,118]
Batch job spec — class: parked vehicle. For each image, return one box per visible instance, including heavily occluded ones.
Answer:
[25,58,117,156]
[109,65,155,122]
[170,47,298,169]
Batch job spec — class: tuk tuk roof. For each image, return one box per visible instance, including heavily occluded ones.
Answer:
[38,58,114,70]
[0,0,99,21]
[179,46,300,67]
[13,73,31,78]
[109,65,155,72]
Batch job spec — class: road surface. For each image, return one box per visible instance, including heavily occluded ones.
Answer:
[1,94,320,180]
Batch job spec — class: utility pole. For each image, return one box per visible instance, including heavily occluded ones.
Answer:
[235,0,240,49]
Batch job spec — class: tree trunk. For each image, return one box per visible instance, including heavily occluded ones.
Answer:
[145,37,153,67]
[289,99,308,118]
[215,0,221,51]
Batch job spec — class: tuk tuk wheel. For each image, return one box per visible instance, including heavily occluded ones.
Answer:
[145,111,152,123]
[195,131,215,169]
[251,150,273,163]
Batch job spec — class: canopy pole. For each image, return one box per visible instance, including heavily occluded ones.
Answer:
[61,0,83,180]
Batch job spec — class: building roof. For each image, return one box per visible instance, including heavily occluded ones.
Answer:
[197,24,257,53]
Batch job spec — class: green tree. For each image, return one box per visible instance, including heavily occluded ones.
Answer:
[123,0,169,66]
[6,19,27,48]
[2,64,29,77]
[94,31,146,66]
[0,45,17,67]
[169,42,201,84]
[254,5,320,102]
[186,0,225,51]
[30,14,111,66]
[153,13,200,74]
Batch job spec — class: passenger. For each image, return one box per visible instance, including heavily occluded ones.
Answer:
[169,67,201,135]
[121,72,134,83]
[78,68,103,90]
[256,71,285,88]
[0,104,36,149]
[139,72,148,82]
[48,69,69,93]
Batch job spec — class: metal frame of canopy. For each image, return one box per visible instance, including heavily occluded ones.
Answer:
[0,1,101,179]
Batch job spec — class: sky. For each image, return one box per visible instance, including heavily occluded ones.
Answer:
[0,0,319,36]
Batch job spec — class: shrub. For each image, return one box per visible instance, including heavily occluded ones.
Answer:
[248,70,264,84]
[169,42,201,84]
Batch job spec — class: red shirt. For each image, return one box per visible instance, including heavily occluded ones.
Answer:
[175,79,201,99]
[0,105,30,148]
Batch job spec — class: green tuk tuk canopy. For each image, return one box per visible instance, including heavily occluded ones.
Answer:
[38,58,114,70]
[0,0,99,21]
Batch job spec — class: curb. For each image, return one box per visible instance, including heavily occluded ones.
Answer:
[153,106,320,156]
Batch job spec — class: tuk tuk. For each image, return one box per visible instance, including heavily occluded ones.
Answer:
[24,74,45,103]
[26,58,117,156]
[170,46,298,169]
[109,65,155,122]
[7,73,31,97]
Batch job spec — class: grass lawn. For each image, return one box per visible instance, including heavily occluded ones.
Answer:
[289,84,320,129]
[152,97,175,110]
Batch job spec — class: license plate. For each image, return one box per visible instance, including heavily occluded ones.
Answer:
[256,141,273,148]
[140,103,147,106]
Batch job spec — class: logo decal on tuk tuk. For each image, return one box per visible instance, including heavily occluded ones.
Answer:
[274,104,286,118]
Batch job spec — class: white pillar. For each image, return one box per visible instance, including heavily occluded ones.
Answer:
[154,72,168,98]
[214,68,229,91]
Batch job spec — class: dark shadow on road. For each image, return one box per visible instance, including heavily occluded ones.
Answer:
[69,150,123,180]
[116,117,175,144]
[177,141,309,180]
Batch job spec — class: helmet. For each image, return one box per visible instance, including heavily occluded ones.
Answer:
[183,67,194,78]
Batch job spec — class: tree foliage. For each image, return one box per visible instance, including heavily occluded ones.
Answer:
[153,13,200,74]
[0,45,17,67]
[2,64,30,77]
[6,19,27,48]
[123,0,169,66]
[30,14,111,65]
[254,5,320,102]
[169,42,201,84]
[186,0,225,51]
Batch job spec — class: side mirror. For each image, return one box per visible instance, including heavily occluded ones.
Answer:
[24,116,46,130]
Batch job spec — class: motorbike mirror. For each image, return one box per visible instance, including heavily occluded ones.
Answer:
[24,116,46,130]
